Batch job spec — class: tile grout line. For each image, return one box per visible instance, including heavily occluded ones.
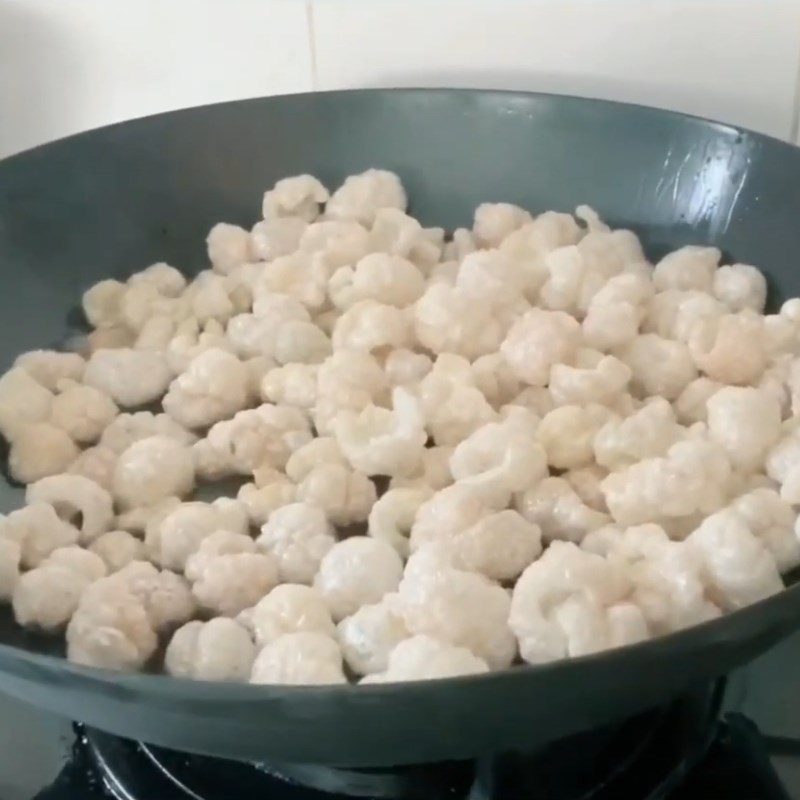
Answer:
[305,0,319,91]
[790,18,800,144]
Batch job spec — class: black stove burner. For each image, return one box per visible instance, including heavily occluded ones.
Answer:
[33,680,792,800]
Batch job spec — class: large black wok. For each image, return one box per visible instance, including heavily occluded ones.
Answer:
[0,89,799,768]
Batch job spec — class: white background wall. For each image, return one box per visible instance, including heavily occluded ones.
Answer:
[1,0,800,159]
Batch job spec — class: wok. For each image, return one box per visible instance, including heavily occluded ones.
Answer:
[0,89,799,768]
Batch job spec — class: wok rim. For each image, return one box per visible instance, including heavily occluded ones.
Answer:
[2,86,797,167]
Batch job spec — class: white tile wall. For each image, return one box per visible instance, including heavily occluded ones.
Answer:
[0,0,313,158]
[1,0,800,158]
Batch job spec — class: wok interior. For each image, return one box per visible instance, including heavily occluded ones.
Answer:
[0,90,799,660]
[1,90,800,765]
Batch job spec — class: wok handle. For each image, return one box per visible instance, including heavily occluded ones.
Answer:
[679,713,792,800]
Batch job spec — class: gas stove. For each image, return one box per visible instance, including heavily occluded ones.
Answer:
[4,632,800,800]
